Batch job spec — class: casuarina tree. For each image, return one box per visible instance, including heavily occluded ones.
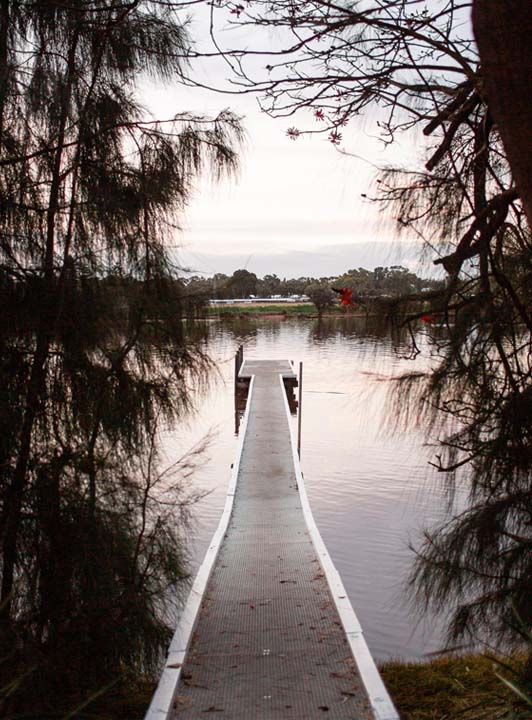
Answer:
[0,0,242,707]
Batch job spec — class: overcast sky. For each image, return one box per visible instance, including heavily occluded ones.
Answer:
[142,14,429,280]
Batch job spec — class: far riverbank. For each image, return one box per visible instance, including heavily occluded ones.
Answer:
[204,301,370,319]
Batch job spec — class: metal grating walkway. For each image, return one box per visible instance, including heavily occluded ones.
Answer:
[171,360,377,718]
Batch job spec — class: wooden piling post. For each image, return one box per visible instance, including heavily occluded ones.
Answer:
[297,361,303,457]
[234,346,245,434]
[235,345,244,386]
[234,350,240,386]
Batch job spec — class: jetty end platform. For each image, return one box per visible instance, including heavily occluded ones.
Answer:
[145,358,399,719]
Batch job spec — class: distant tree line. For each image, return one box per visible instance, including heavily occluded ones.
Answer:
[183,265,443,301]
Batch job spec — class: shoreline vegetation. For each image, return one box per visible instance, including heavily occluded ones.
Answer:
[55,652,531,719]
[187,266,445,321]
[380,652,531,720]
[204,302,370,319]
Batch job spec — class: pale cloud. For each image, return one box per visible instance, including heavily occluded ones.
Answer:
[176,239,433,279]
[142,44,425,278]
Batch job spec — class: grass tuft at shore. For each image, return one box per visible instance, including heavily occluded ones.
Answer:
[380,653,532,720]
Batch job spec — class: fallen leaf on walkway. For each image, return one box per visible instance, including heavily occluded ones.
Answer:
[183,679,209,689]
[173,695,190,709]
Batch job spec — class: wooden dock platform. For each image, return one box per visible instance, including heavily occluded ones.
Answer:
[145,359,398,719]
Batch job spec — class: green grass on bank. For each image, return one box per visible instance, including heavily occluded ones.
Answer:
[380,653,532,720]
[206,302,320,315]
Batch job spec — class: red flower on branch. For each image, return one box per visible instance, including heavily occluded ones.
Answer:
[332,287,353,306]
[286,127,300,140]
[329,130,342,145]
[314,109,325,121]
[421,313,436,324]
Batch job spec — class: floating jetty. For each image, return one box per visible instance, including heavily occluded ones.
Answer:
[145,358,398,719]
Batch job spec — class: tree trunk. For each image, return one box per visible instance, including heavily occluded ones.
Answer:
[472,0,532,230]
[0,0,9,144]
[1,333,50,622]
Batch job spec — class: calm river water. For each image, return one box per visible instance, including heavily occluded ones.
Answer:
[163,316,464,662]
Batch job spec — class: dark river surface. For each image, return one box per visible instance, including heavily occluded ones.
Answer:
[162,316,465,662]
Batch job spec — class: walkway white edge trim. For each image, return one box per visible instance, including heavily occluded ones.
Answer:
[144,374,256,720]
[279,374,400,720]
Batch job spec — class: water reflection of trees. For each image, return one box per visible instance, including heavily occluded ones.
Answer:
[217,316,260,345]
[218,316,286,346]
[309,315,413,350]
